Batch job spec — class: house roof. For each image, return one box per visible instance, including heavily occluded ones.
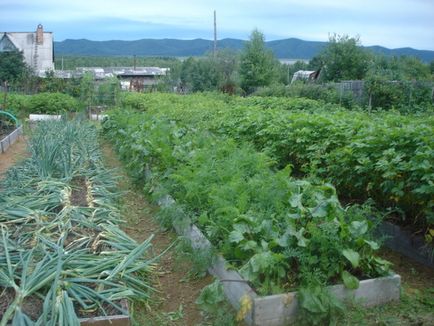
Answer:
[0,33,19,51]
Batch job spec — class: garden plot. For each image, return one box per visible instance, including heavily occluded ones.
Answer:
[0,120,156,325]
[158,195,401,325]
[103,107,401,324]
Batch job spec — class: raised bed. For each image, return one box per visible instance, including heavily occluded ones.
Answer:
[0,125,23,154]
[158,195,401,326]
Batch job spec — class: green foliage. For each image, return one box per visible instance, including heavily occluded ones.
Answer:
[0,51,30,84]
[365,61,433,112]
[338,286,434,325]
[120,92,150,111]
[298,286,344,325]
[79,72,96,108]
[103,97,394,298]
[175,237,217,278]
[179,51,240,94]
[38,71,68,93]
[180,57,220,92]
[1,93,30,115]
[212,106,434,231]
[196,280,237,325]
[109,92,433,231]
[27,92,80,114]
[313,34,370,82]
[96,77,120,107]
[253,82,357,109]
[239,29,278,93]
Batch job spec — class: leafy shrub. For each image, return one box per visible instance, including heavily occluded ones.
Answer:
[213,107,434,230]
[240,96,322,111]
[27,92,80,114]
[365,78,434,113]
[120,92,152,111]
[1,93,30,115]
[113,93,433,232]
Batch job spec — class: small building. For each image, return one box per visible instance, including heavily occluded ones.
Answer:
[114,67,168,91]
[0,24,54,73]
[291,70,320,84]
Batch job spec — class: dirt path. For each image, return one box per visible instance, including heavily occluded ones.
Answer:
[101,143,213,326]
[0,136,28,179]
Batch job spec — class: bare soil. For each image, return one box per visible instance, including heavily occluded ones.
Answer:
[0,288,43,321]
[379,248,434,290]
[101,142,212,326]
[71,176,88,207]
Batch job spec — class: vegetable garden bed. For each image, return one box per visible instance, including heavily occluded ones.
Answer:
[103,102,403,324]
[158,195,401,326]
[0,120,155,325]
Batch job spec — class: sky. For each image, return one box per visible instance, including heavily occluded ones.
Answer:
[1,0,434,50]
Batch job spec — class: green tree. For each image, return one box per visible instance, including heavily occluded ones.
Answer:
[313,34,370,82]
[213,49,239,93]
[180,57,220,92]
[0,51,30,84]
[239,29,277,93]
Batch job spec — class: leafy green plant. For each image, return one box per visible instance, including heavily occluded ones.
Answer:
[26,92,80,114]
[196,280,237,325]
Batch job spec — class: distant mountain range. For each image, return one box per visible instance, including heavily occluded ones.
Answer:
[54,38,434,62]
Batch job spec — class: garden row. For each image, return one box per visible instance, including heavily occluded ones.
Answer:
[121,93,434,235]
[103,105,394,323]
[0,120,155,325]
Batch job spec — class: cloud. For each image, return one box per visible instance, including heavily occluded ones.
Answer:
[1,0,433,50]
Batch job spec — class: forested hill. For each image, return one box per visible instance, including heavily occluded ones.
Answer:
[54,38,434,62]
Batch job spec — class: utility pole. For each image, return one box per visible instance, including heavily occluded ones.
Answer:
[213,10,217,58]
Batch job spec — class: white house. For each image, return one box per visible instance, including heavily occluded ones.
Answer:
[0,24,54,73]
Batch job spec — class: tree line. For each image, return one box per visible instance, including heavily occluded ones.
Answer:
[1,29,433,111]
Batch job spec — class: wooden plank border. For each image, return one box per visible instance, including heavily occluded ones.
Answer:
[79,300,130,326]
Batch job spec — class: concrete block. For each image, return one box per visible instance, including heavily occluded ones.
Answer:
[29,114,62,121]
